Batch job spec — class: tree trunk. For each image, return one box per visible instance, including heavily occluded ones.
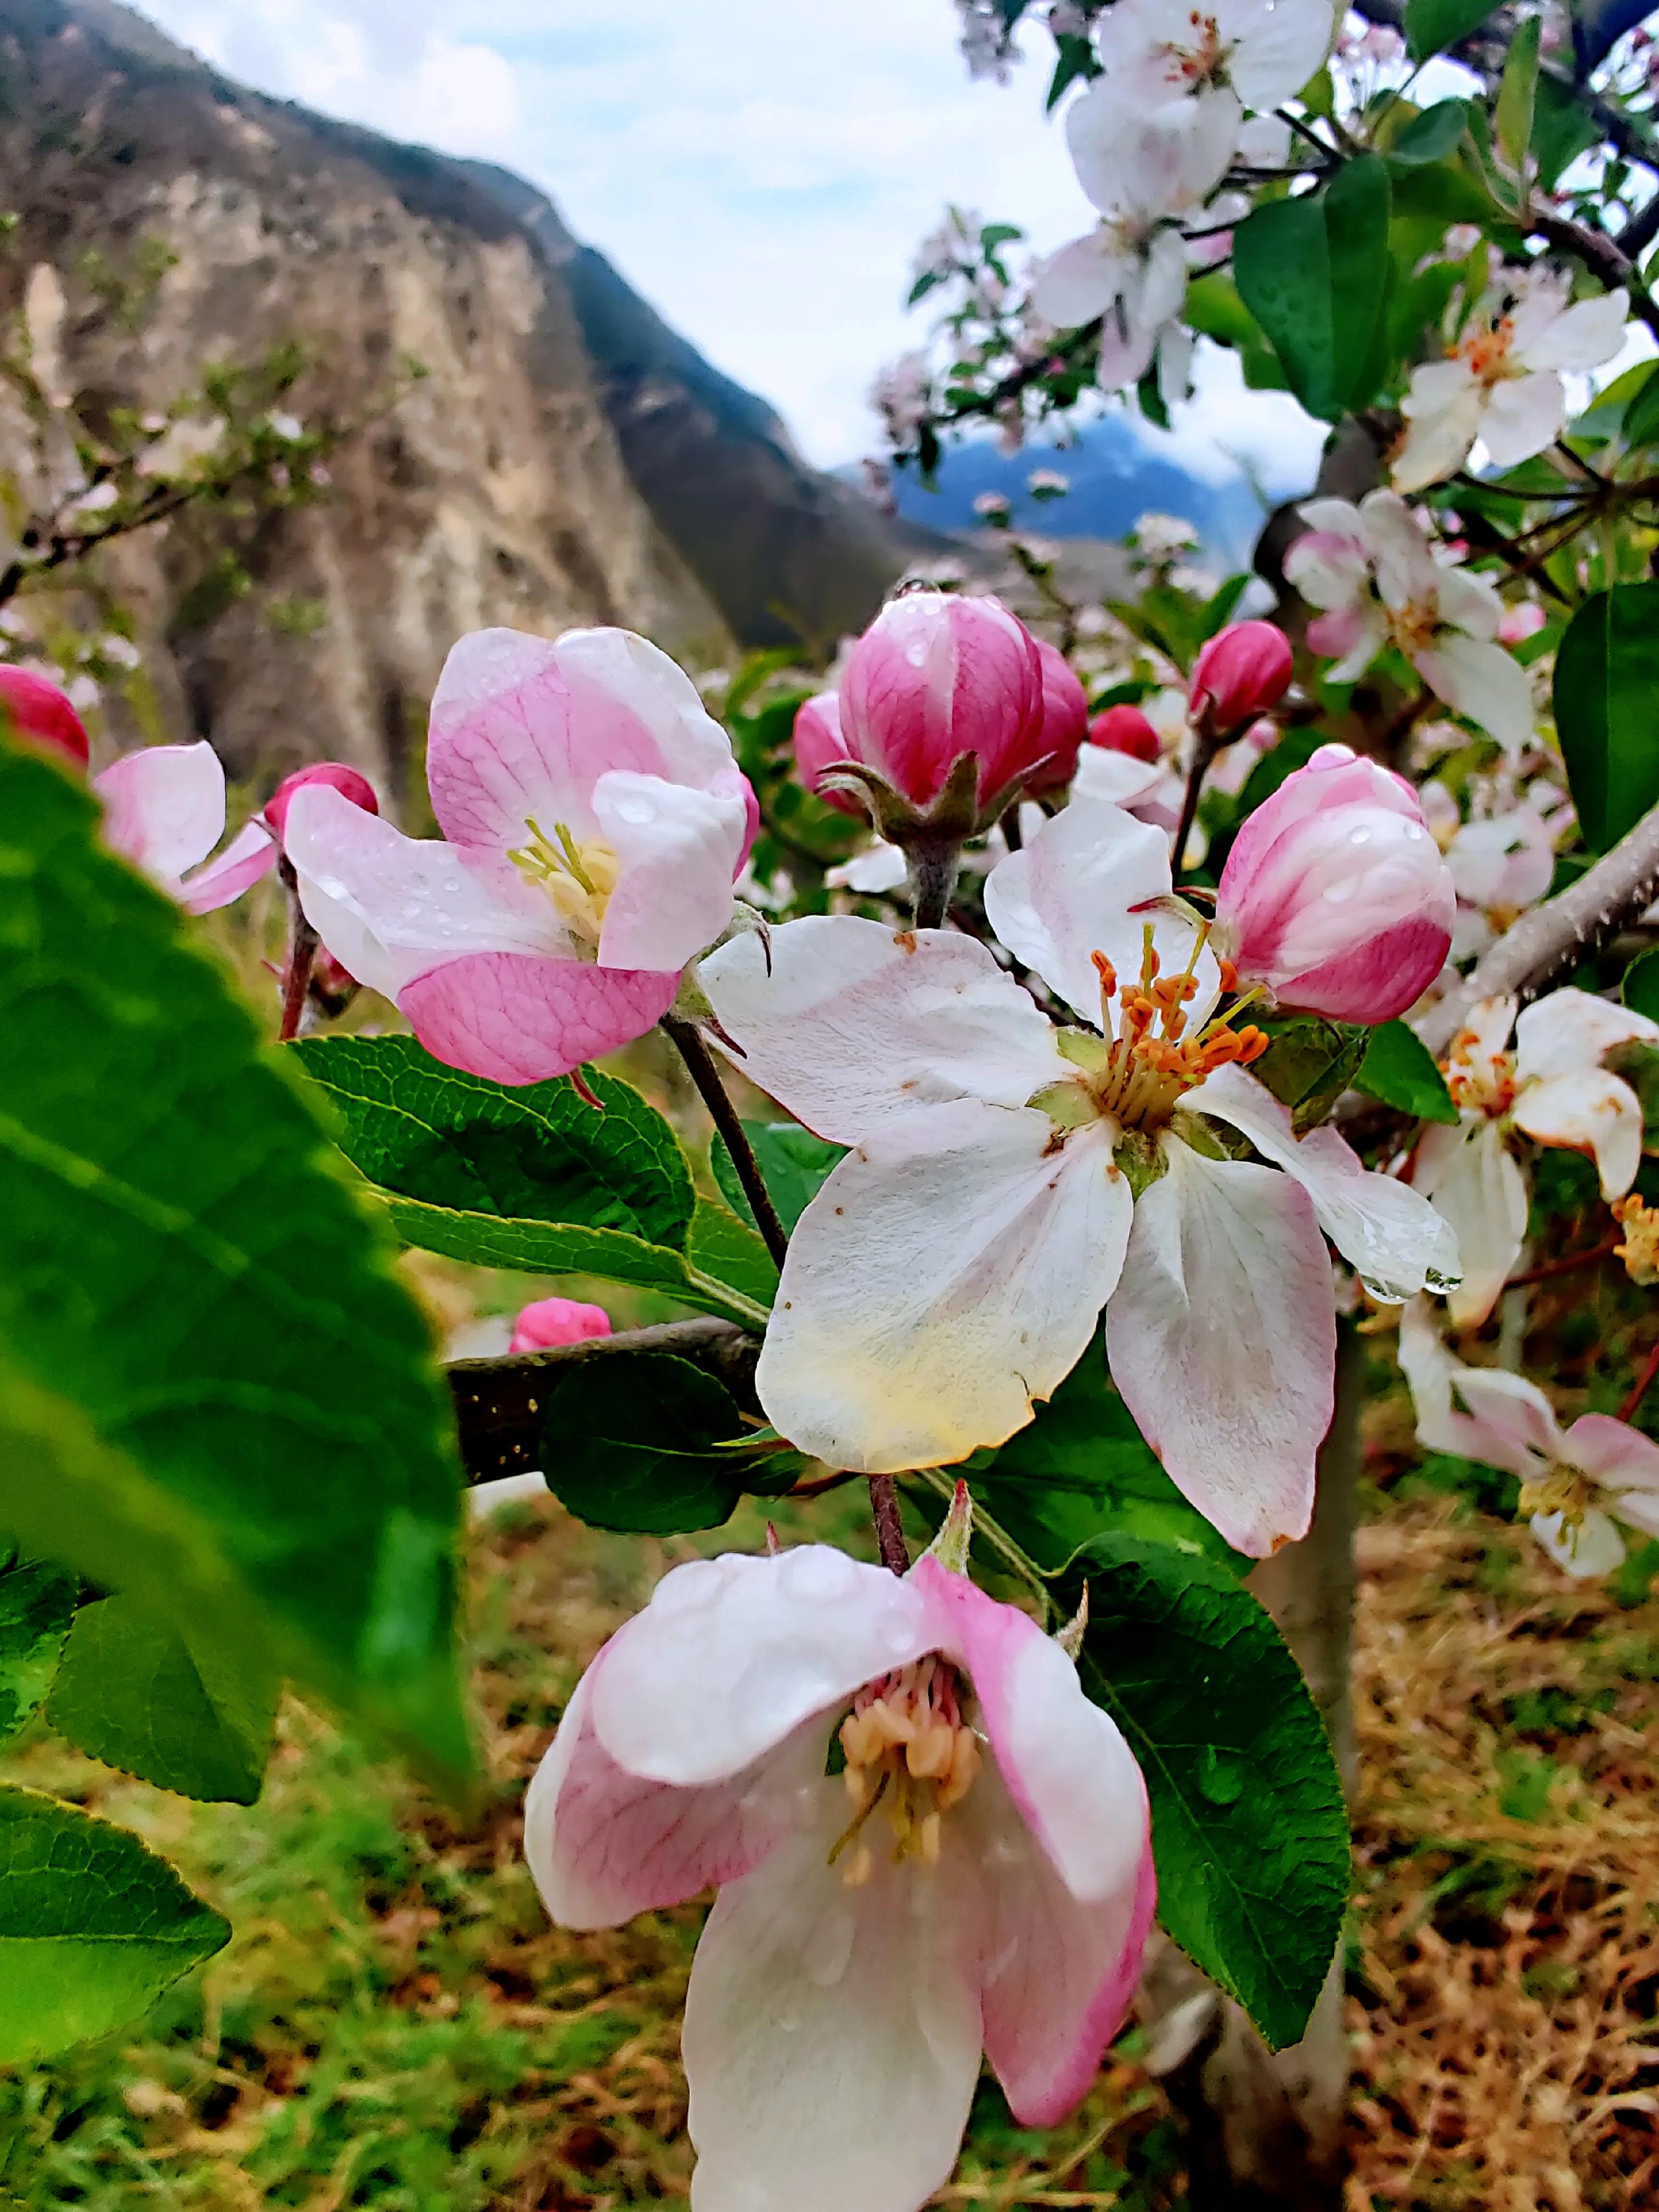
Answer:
[1139,1324,1363,2208]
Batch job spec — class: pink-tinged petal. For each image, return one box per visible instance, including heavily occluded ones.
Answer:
[94,741,226,885]
[284,784,563,1000]
[1446,1365,1564,1475]
[264,761,379,839]
[967,1760,1156,2126]
[1514,986,1659,1082]
[1512,1067,1645,1198]
[1564,1413,1659,1496]
[1409,1115,1527,1329]
[985,798,1220,1028]
[683,1800,982,2212]
[589,1547,934,1790]
[426,626,738,851]
[1302,604,1366,659]
[793,690,860,811]
[1105,1138,1333,1556]
[590,770,747,971]
[1272,916,1452,1023]
[698,916,1064,1142]
[1196,1064,1462,1301]
[1531,1508,1626,1579]
[525,1661,823,1932]
[178,817,278,913]
[910,1555,1148,1907]
[400,952,675,1084]
[1026,638,1088,794]
[756,1103,1130,1475]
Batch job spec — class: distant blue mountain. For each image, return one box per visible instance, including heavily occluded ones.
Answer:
[881,413,1299,573]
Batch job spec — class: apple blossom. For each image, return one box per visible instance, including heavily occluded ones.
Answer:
[94,742,278,914]
[793,691,862,817]
[282,626,756,1086]
[0,665,90,766]
[1187,619,1293,738]
[1436,789,1559,960]
[1399,1299,1659,1577]
[1284,491,1534,756]
[1214,743,1455,1022]
[699,800,1459,1555]
[1393,272,1629,493]
[1411,989,1659,1327]
[526,1538,1155,2212]
[1089,704,1162,762]
[1090,0,1338,140]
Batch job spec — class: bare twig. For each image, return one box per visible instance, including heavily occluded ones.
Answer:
[663,1013,791,1268]
[1621,1336,1659,1424]
[276,859,317,1043]
[1504,1235,1621,1289]
[868,1474,911,1576]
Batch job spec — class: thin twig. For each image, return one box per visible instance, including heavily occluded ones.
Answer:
[663,1014,790,1268]
[868,1474,911,1576]
[276,859,317,1043]
[1173,736,1217,878]
[1504,1236,1621,1289]
[1621,1338,1659,1425]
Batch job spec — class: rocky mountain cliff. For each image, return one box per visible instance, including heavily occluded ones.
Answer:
[0,0,921,795]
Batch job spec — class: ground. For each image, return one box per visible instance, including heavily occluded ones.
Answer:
[2,1462,1656,2211]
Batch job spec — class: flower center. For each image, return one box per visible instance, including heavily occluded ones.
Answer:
[1614,1195,1659,1286]
[830,1656,982,1888]
[1386,599,1441,660]
[1160,11,1228,86]
[506,816,622,947]
[1517,1464,1595,1525]
[1446,1025,1516,1116]
[1455,313,1517,390]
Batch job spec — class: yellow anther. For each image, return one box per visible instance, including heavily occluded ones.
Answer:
[1614,1195,1659,1287]
[831,1659,982,1885]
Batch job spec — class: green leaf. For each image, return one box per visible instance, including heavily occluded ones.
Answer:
[970,1350,1248,1574]
[1624,946,1659,1024]
[1531,72,1601,191]
[1046,31,1098,110]
[1494,14,1540,176]
[1552,584,1659,851]
[1068,1537,1349,2050]
[538,1353,753,1534]
[1387,98,1471,163]
[293,1036,694,1249]
[711,1121,845,1236]
[0,743,471,1787]
[1621,363,1659,450]
[1405,0,1497,63]
[0,1548,76,1744]
[1354,1020,1459,1123]
[48,1598,278,1805]
[1233,155,1392,422]
[686,1199,778,1310]
[1250,1015,1368,1127]
[0,1786,229,2063]
[1198,574,1252,642]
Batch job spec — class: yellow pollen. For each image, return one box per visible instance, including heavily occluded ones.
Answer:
[831,1657,982,1884]
[505,816,622,946]
[1517,1465,1596,1526]
[1614,1195,1659,1286]
[1445,1025,1516,1116]
[1074,923,1268,1133]
[1386,600,1442,660]
[1455,313,1516,389]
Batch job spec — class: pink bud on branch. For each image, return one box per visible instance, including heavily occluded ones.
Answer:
[1088,704,1161,762]
[509,1296,612,1353]
[265,761,380,841]
[1188,621,1293,742]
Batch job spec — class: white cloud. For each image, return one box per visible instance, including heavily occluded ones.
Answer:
[123,0,1315,485]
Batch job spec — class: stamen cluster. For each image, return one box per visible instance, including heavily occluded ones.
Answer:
[506,816,622,947]
[1080,930,1268,1132]
[832,1656,983,1888]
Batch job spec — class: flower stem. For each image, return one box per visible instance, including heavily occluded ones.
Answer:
[1504,1235,1620,1290]
[1173,735,1218,880]
[868,1474,910,1576]
[908,837,960,931]
[277,857,318,1043]
[664,1014,791,1269]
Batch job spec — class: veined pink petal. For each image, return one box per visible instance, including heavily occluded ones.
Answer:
[755,1102,1131,1475]
[1105,1138,1333,1556]
[1566,1413,1659,1496]
[1512,1066,1646,1198]
[1272,917,1452,1023]
[1410,1115,1527,1329]
[400,952,676,1084]
[698,915,1065,1142]
[1446,1364,1564,1475]
[179,817,278,914]
[683,1805,982,2212]
[94,741,226,885]
[590,769,749,972]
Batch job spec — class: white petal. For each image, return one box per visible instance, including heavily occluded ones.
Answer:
[1531,1508,1627,1579]
[683,1803,981,2212]
[1446,809,1554,911]
[1071,748,1165,808]
[1512,1068,1646,1198]
[1229,0,1337,108]
[1413,633,1536,757]
[1030,231,1132,329]
[1392,362,1485,492]
[984,799,1220,1027]
[1105,1137,1334,1556]
[1518,289,1628,373]
[1514,986,1659,1081]
[1434,562,1503,642]
[1409,1115,1527,1329]
[697,915,1064,1143]
[591,769,746,972]
[589,1547,934,1789]
[1447,1364,1565,1474]
[1360,490,1444,612]
[1195,1063,1462,1301]
[1397,1295,1468,1454]
[826,839,910,893]
[757,1103,1131,1474]
[94,741,227,886]
[1478,372,1566,469]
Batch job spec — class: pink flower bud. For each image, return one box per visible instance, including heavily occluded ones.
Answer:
[1188,621,1293,738]
[509,1296,613,1354]
[1497,601,1547,647]
[1088,704,1161,763]
[838,589,1046,811]
[792,691,862,816]
[0,667,90,769]
[266,761,379,840]
[1022,639,1088,795]
[1216,742,1455,1023]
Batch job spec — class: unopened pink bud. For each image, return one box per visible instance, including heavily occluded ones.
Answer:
[1188,621,1293,738]
[509,1296,613,1354]
[837,589,1046,811]
[1216,742,1454,1023]
[0,667,90,769]
[1022,639,1087,795]
[792,691,862,816]
[266,761,379,839]
[1498,601,1547,647]
[1088,704,1161,763]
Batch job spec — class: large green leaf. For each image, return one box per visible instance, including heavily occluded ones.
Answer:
[0,1547,77,1744]
[970,1350,1247,1575]
[1355,1020,1459,1124]
[1232,155,1392,422]
[0,743,471,1786]
[294,1037,693,1248]
[1068,1536,1349,2050]
[1553,584,1659,851]
[0,1786,229,2063]
[711,1120,845,1236]
[48,1598,279,1805]
[686,1199,778,1311]
[538,1353,763,1534]
[1404,0,1497,61]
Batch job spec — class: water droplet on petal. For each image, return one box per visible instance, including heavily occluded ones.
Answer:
[1349,825,1373,845]
[778,1547,862,1604]
[650,1557,728,1615]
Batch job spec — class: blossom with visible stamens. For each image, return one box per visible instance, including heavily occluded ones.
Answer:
[526,1539,1155,2212]
[699,798,1459,1555]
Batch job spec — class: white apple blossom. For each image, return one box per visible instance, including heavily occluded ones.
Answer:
[699,800,1458,1556]
[1398,1300,1659,1577]
[1410,989,1659,1328]
[1090,0,1337,146]
[1393,271,1629,492]
[1284,490,1535,755]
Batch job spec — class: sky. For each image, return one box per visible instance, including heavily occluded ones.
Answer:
[126,0,1328,485]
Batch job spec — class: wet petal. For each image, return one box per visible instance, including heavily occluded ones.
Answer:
[178,817,278,914]
[591,769,748,972]
[94,741,226,886]
[1409,1115,1527,1329]
[399,952,676,1083]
